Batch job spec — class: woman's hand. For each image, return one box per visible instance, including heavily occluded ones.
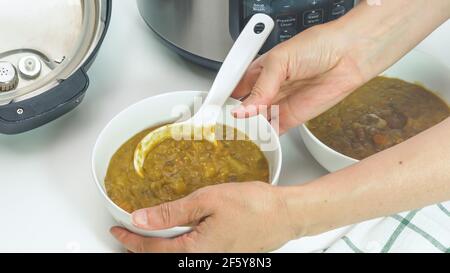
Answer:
[232,23,365,134]
[110,182,300,253]
[232,0,450,134]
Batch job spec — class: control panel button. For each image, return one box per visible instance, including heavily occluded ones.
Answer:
[303,9,324,27]
[249,0,271,13]
[276,15,297,28]
[331,4,346,19]
[253,23,266,34]
[272,0,295,11]
[278,27,296,42]
[308,0,323,6]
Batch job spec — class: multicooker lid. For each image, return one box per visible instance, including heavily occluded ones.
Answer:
[0,0,111,134]
[0,0,109,105]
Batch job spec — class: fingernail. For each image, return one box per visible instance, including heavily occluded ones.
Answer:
[132,210,148,227]
[110,227,121,238]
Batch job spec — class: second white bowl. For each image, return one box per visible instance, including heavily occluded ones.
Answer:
[300,50,450,172]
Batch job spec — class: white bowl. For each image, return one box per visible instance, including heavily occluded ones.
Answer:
[300,50,450,172]
[92,91,282,237]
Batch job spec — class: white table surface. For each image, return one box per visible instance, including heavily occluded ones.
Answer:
[0,1,448,253]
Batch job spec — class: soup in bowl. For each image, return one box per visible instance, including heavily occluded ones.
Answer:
[92,91,282,237]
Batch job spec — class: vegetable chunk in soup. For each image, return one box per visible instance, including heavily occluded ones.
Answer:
[308,77,450,160]
[105,125,269,213]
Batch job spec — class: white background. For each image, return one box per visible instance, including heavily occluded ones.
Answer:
[0,1,448,252]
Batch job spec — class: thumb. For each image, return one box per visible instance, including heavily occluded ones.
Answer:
[232,52,287,118]
[131,192,211,230]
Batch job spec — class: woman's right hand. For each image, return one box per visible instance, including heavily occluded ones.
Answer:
[232,0,450,134]
[231,22,365,134]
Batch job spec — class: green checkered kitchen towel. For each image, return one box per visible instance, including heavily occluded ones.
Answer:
[325,201,450,253]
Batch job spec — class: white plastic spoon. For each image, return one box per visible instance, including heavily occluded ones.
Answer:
[133,13,274,177]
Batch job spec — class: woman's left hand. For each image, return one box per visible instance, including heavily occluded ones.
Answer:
[110,182,300,253]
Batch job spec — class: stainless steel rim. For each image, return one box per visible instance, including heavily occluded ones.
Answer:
[0,0,108,105]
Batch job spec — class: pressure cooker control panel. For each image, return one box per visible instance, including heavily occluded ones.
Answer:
[232,0,356,52]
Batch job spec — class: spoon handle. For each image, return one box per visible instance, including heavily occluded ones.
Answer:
[201,14,274,111]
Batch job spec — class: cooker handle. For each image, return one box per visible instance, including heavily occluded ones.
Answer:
[0,69,89,134]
